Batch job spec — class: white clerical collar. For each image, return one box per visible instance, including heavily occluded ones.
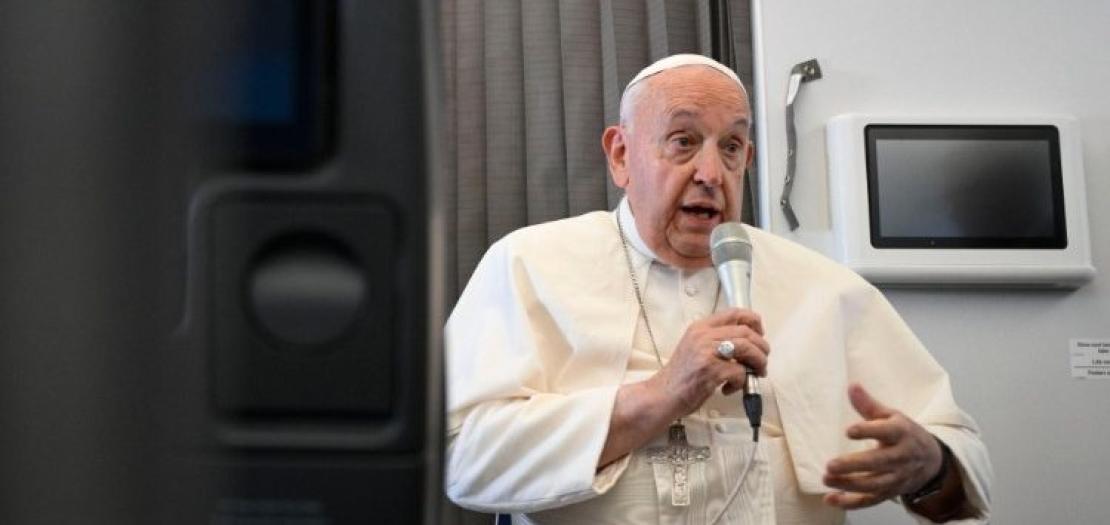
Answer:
[617,196,660,262]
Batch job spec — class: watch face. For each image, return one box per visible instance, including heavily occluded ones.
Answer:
[905,483,943,505]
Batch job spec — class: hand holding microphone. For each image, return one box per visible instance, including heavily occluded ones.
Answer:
[711,223,763,442]
[639,222,767,436]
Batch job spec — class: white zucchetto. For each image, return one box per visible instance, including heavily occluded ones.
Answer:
[621,53,748,106]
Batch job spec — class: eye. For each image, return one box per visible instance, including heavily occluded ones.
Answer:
[665,133,698,158]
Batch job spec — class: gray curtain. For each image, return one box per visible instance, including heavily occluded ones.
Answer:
[437,1,753,522]
[439,0,754,302]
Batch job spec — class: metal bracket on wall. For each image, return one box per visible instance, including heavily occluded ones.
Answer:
[780,59,822,231]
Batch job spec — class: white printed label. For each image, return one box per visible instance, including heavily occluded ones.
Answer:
[1070,339,1110,379]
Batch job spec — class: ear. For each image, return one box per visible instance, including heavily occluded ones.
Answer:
[602,125,630,188]
[743,139,755,170]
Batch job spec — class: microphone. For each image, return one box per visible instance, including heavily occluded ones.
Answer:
[710,222,762,442]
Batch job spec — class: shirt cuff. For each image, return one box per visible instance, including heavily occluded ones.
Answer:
[593,453,633,495]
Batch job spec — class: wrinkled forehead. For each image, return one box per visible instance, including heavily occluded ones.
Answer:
[640,67,751,127]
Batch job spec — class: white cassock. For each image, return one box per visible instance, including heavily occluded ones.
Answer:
[445,199,993,524]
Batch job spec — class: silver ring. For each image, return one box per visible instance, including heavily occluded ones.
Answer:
[715,340,736,360]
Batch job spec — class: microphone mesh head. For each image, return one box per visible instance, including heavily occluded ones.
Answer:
[710,222,752,265]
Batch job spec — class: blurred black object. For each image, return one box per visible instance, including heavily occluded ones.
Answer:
[0,1,444,523]
[198,0,335,171]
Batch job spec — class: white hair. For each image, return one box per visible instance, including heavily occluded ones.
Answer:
[618,79,648,128]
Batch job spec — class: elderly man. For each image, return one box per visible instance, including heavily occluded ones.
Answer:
[444,54,992,524]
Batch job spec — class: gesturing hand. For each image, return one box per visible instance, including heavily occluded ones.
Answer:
[646,307,770,419]
[823,384,944,509]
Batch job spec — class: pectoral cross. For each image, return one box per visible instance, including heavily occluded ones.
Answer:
[646,423,710,506]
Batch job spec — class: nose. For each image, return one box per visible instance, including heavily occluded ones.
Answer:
[692,146,725,187]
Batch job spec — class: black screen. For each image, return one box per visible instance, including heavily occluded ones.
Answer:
[201,0,335,170]
[866,125,1067,248]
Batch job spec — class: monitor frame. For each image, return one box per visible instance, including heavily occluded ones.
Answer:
[826,114,1094,287]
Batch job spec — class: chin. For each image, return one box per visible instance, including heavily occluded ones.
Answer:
[667,239,712,262]
[674,233,711,249]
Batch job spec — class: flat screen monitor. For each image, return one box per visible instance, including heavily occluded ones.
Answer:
[865,125,1066,249]
[826,114,1094,287]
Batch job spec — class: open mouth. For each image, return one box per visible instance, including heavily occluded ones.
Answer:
[680,204,721,220]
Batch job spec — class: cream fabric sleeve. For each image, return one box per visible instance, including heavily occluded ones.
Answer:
[444,230,633,513]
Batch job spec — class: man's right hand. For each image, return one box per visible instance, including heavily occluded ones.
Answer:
[598,308,769,468]
[647,307,770,419]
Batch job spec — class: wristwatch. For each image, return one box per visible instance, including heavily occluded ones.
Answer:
[903,437,952,505]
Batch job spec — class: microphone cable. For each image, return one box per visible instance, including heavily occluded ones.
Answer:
[743,373,762,442]
[708,440,760,525]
